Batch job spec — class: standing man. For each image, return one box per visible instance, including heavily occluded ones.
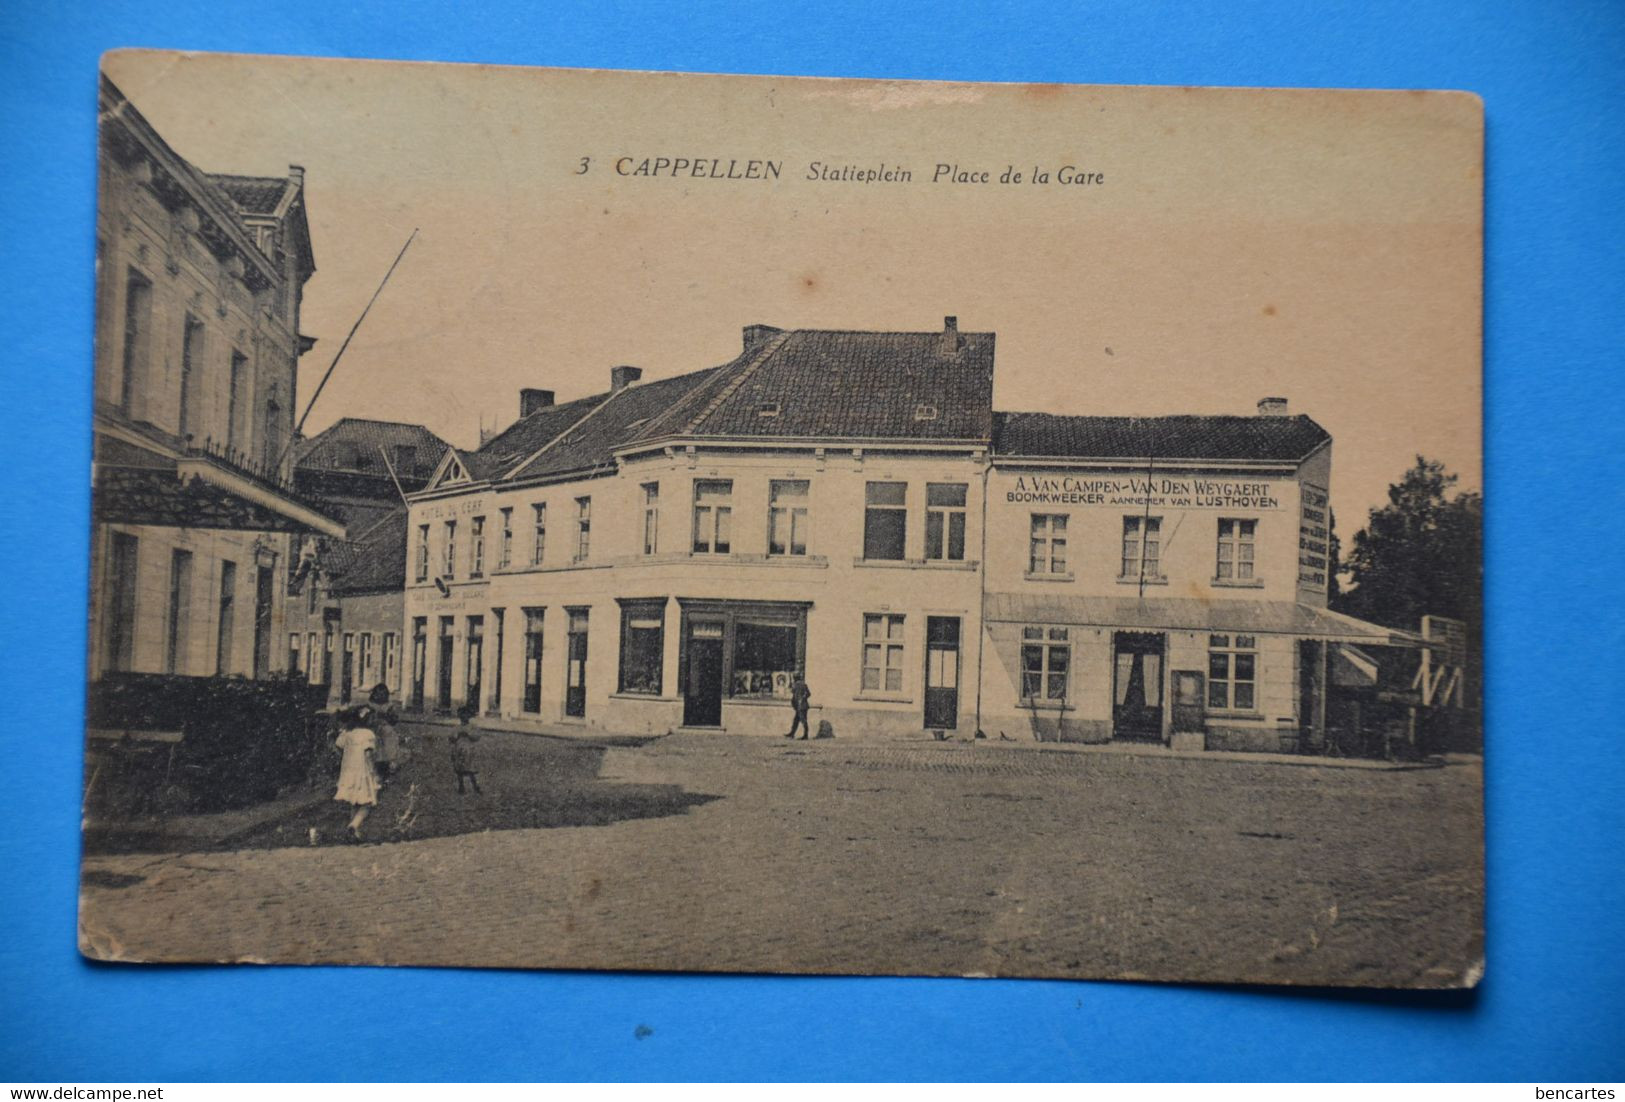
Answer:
[786,670,812,740]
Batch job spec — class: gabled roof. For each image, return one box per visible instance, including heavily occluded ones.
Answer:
[321,506,409,596]
[294,417,451,482]
[463,392,612,481]
[628,326,996,444]
[991,412,1330,463]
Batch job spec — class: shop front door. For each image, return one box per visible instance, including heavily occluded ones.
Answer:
[1113,631,1165,742]
[923,616,960,730]
[683,620,725,727]
[436,618,454,710]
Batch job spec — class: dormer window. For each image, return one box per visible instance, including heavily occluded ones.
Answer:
[914,404,939,421]
[757,402,781,418]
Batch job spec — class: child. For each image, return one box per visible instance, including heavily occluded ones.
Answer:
[332,704,378,841]
[367,682,401,783]
[449,703,482,795]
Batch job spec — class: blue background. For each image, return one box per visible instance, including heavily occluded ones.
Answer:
[3,0,1623,1082]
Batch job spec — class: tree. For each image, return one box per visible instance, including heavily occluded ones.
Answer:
[1335,456,1483,704]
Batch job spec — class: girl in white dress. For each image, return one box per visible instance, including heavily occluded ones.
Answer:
[333,705,378,841]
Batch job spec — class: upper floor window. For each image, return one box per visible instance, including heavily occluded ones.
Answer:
[470,516,486,578]
[532,503,547,565]
[692,480,732,554]
[863,482,907,560]
[574,497,591,561]
[642,483,660,556]
[768,480,810,556]
[1208,634,1257,711]
[1121,516,1162,580]
[227,350,248,453]
[924,483,967,561]
[179,315,205,441]
[415,523,430,582]
[443,520,457,578]
[119,268,152,414]
[499,507,513,569]
[1029,514,1069,575]
[1216,518,1256,581]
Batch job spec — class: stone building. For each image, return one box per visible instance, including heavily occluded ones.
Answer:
[89,77,342,684]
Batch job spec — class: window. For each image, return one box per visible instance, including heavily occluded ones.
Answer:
[862,613,906,693]
[382,632,398,689]
[216,560,236,676]
[642,483,660,555]
[692,480,732,554]
[227,350,248,453]
[1021,626,1070,701]
[522,608,545,713]
[1208,634,1258,710]
[104,532,139,672]
[574,497,592,561]
[618,600,665,694]
[863,481,907,560]
[119,268,152,413]
[731,618,799,698]
[1216,518,1257,581]
[305,632,317,680]
[465,616,485,710]
[179,315,204,440]
[489,609,504,710]
[768,480,809,556]
[164,548,193,674]
[499,508,513,569]
[1121,516,1163,580]
[288,633,301,676]
[532,503,547,565]
[470,516,486,577]
[443,520,457,578]
[925,483,967,561]
[416,524,430,582]
[359,633,374,682]
[1029,514,1069,574]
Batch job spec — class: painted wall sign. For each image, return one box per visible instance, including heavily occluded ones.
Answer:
[1297,482,1330,591]
[1002,474,1285,510]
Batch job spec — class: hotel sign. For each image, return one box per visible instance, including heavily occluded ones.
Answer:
[1003,475,1286,510]
[1297,483,1330,592]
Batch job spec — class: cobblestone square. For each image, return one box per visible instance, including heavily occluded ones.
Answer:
[80,725,1483,987]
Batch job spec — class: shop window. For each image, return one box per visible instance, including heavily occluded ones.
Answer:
[862,613,906,692]
[1021,626,1070,701]
[443,520,457,578]
[731,618,800,698]
[416,524,430,582]
[925,483,967,561]
[499,508,513,569]
[1029,514,1069,574]
[1208,634,1258,710]
[1121,516,1162,580]
[642,483,660,555]
[532,503,547,565]
[1216,518,1256,580]
[574,497,591,561]
[470,516,486,578]
[692,480,733,554]
[618,600,665,694]
[522,608,545,713]
[863,481,907,560]
[768,480,809,556]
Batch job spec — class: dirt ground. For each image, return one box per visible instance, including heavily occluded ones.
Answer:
[79,725,1484,988]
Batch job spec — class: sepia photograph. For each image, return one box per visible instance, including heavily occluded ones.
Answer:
[79,50,1483,988]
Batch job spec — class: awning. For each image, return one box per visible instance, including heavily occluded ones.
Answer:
[983,592,1428,647]
[93,463,347,538]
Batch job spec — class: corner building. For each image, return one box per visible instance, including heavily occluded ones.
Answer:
[406,319,1419,750]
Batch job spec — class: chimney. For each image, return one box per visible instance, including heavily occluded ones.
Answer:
[1256,397,1290,417]
[520,388,555,418]
[743,324,782,352]
[288,164,305,188]
[939,316,962,357]
[611,365,643,392]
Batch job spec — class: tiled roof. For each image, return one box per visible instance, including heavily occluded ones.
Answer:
[208,173,290,215]
[295,418,451,482]
[324,506,409,596]
[629,327,995,443]
[992,412,1330,462]
[461,393,612,481]
[507,368,725,482]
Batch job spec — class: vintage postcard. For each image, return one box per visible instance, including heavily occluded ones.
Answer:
[81,50,1483,987]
